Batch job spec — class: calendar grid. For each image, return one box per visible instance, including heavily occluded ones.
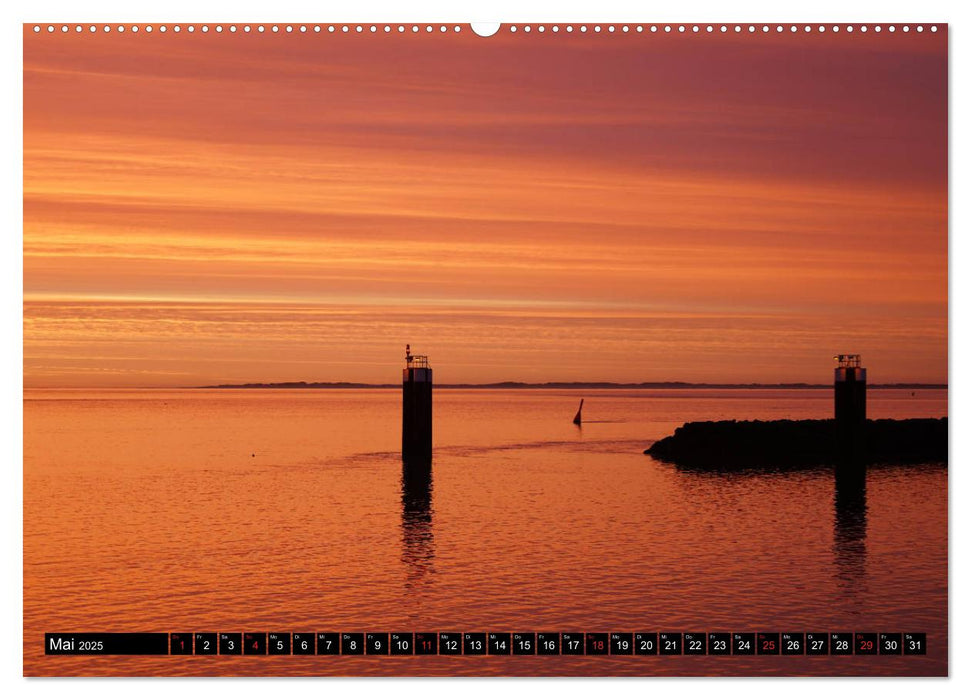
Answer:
[44,632,927,657]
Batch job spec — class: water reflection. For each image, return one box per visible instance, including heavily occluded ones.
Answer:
[401,460,435,585]
[833,465,868,590]
[670,460,871,598]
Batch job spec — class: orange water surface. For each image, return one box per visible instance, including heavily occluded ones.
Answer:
[23,388,947,676]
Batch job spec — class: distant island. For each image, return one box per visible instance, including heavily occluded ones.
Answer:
[199,381,947,390]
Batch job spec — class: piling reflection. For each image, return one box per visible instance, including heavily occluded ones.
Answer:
[833,465,868,590]
[669,459,871,598]
[401,460,435,586]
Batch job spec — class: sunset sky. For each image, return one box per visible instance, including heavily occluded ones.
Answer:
[23,26,947,387]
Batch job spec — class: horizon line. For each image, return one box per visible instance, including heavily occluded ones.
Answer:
[24,380,949,391]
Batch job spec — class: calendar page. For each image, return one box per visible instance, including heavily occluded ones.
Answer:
[22,20,948,678]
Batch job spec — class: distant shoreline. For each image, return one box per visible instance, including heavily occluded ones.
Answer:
[197,381,947,390]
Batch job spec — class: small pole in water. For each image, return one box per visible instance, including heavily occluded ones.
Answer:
[573,398,584,426]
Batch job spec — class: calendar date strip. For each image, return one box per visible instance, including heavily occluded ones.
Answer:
[45,632,926,656]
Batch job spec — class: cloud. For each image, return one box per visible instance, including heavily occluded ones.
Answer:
[23,28,948,385]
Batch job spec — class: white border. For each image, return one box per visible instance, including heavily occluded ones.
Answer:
[4,1,965,699]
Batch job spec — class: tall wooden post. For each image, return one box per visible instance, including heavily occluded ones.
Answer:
[402,345,433,463]
[834,354,866,465]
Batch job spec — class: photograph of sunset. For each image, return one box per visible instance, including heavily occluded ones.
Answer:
[23,22,947,678]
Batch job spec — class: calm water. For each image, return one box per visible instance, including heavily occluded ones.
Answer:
[23,388,947,676]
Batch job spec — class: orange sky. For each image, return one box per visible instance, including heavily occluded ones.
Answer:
[23,26,948,387]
